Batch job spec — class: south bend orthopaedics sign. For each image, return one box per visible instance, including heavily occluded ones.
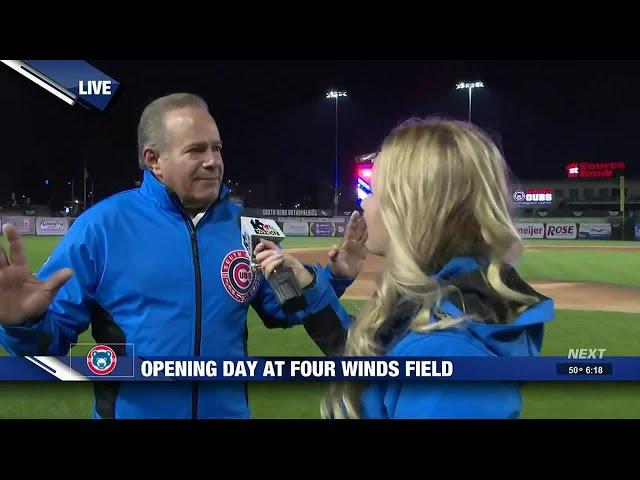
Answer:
[566,162,625,179]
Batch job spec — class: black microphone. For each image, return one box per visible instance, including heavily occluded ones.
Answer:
[239,215,307,314]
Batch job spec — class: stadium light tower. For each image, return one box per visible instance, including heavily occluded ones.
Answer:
[456,81,484,122]
[326,90,347,217]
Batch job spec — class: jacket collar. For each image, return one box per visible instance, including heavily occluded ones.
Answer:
[138,168,230,214]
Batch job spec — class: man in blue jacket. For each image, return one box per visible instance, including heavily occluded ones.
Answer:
[0,92,361,419]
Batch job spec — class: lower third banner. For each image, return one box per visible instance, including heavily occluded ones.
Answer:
[0,356,639,382]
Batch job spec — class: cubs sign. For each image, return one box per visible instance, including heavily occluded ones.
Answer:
[512,189,553,206]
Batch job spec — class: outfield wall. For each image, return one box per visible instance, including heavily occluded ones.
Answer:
[3,214,638,240]
[1,216,71,236]
[515,220,639,240]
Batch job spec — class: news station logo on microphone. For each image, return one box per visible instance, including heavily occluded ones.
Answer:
[240,216,286,265]
[240,217,286,248]
[87,345,117,376]
[250,219,279,237]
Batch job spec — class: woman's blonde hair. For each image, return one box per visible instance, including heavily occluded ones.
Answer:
[321,118,539,419]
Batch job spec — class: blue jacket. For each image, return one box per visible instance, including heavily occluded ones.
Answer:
[0,169,352,419]
[362,257,554,419]
[304,256,554,419]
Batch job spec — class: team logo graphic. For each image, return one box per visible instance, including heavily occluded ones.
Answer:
[512,190,526,202]
[221,250,261,303]
[87,345,117,375]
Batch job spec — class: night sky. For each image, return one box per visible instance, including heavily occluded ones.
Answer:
[2,60,639,210]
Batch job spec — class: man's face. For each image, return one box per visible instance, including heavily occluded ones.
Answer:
[152,106,224,211]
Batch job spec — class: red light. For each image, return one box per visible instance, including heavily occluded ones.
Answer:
[358,168,372,178]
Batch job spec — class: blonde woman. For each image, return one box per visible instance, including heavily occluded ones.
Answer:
[256,118,554,419]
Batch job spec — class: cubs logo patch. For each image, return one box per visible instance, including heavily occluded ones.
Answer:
[221,250,260,303]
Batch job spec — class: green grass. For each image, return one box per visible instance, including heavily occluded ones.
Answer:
[516,250,640,286]
[282,237,640,287]
[281,237,341,249]
[0,236,61,273]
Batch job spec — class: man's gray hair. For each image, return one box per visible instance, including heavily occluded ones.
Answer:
[137,93,209,169]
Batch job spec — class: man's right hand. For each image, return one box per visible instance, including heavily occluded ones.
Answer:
[0,224,72,326]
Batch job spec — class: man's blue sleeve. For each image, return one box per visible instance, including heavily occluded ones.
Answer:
[383,335,521,419]
[250,263,353,330]
[0,219,100,356]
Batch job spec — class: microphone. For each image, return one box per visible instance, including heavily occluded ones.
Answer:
[239,215,307,314]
